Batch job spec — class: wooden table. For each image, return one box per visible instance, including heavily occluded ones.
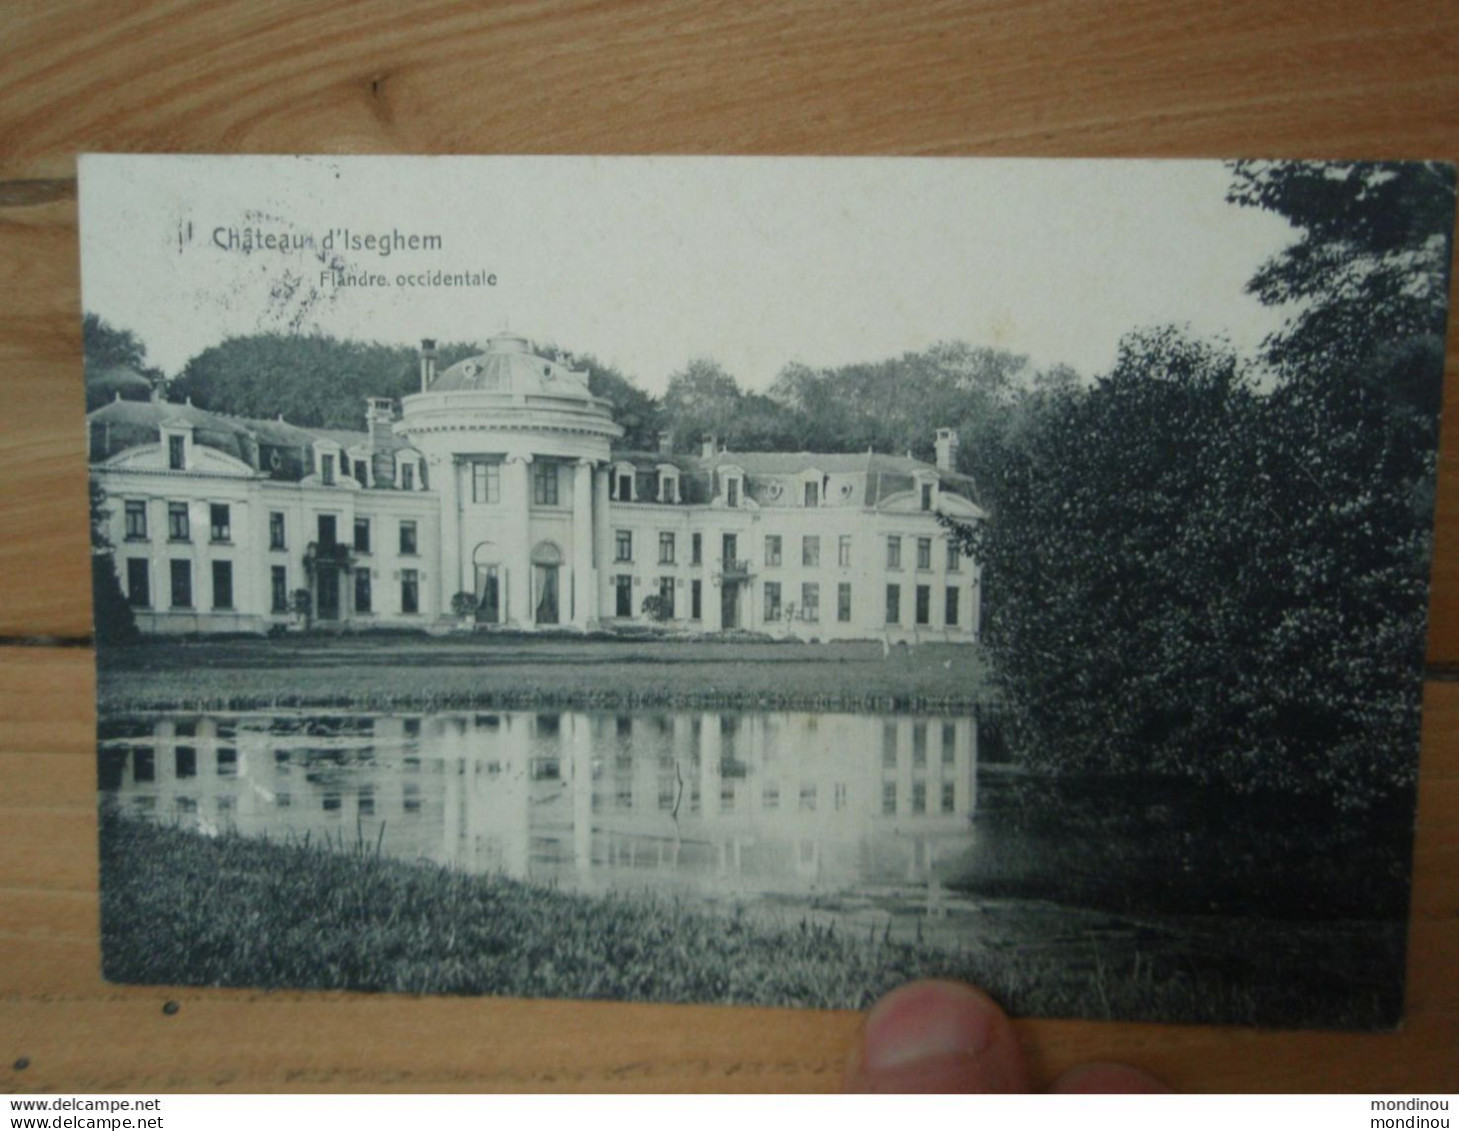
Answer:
[1,0,1455,1093]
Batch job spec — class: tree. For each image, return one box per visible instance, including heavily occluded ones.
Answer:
[83,313,151,373]
[662,358,743,449]
[89,481,138,644]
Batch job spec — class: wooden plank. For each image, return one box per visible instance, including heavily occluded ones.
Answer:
[0,646,1454,1091]
[1,0,1458,1094]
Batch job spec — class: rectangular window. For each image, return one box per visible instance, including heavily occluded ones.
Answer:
[726,478,739,508]
[947,540,961,571]
[838,534,852,567]
[212,560,234,610]
[400,462,415,491]
[126,559,150,608]
[764,581,781,621]
[124,500,147,540]
[942,721,957,764]
[532,462,560,506]
[271,566,288,613]
[801,582,819,622]
[661,476,677,503]
[355,570,372,614]
[615,574,633,617]
[354,518,370,554]
[209,503,230,543]
[472,460,500,503]
[321,453,335,486]
[913,722,927,766]
[167,502,190,542]
[615,530,632,562]
[616,472,633,500]
[722,533,738,564]
[318,514,337,546]
[838,582,852,622]
[269,511,286,550]
[799,783,817,811]
[942,782,956,814]
[658,532,675,565]
[912,781,927,814]
[658,577,675,618]
[917,537,932,571]
[765,535,781,567]
[400,568,419,614]
[399,520,417,556]
[691,533,702,565]
[883,722,898,767]
[916,584,931,625]
[882,781,897,816]
[946,586,960,626]
[887,535,902,569]
[691,579,702,620]
[169,559,192,608]
[353,459,368,485]
[802,535,820,568]
[804,481,819,507]
[886,584,901,624]
[168,434,185,470]
[921,483,933,511]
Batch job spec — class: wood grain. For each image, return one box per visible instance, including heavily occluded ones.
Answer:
[1,0,1456,1093]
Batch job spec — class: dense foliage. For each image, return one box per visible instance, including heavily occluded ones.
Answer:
[952,161,1453,806]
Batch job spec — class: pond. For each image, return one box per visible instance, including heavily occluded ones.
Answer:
[98,709,980,905]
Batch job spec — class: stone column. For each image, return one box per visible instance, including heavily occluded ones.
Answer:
[503,455,533,626]
[704,528,723,632]
[572,460,595,629]
[439,456,462,619]
[593,463,611,618]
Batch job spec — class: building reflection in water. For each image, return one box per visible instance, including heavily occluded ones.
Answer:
[98,709,978,901]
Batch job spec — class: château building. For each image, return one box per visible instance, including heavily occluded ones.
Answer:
[89,332,984,640]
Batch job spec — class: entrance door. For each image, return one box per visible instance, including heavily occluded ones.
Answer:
[317,568,340,620]
[721,581,739,629]
[475,564,501,624]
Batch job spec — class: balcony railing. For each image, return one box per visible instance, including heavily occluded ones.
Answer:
[717,558,753,580]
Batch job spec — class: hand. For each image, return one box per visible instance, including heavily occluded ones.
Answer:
[842,980,1171,1093]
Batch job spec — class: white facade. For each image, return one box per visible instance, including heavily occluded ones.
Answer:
[91,333,984,641]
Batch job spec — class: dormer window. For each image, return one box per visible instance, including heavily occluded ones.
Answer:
[915,472,940,512]
[400,462,415,491]
[657,464,679,504]
[727,477,740,508]
[804,481,819,507]
[611,461,636,502]
[321,453,336,486]
[168,434,185,470]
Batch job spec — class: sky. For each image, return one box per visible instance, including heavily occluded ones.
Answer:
[78,155,1298,396]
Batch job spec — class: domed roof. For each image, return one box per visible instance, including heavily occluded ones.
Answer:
[430,332,590,395]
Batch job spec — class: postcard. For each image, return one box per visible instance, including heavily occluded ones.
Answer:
[79,155,1454,1028]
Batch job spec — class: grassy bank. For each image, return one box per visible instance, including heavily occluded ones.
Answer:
[97,636,994,713]
[99,810,1401,1027]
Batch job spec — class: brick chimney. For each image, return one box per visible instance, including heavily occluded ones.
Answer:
[934,428,960,472]
[366,397,395,448]
[419,338,438,392]
[701,434,717,460]
[658,430,674,455]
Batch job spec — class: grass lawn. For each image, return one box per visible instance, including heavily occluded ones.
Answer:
[97,635,994,713]
[99,809,1402,1028]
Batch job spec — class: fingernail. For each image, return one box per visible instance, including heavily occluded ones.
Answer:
[846,980,1030,1093]
[863,981,997,1070]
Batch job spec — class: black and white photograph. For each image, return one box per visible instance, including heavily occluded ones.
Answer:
[79,154,1454,1030]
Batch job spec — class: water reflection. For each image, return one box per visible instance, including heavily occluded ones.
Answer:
[98,710,978,900]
